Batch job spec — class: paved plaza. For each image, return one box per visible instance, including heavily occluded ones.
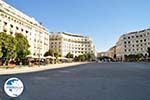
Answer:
[0,62,150,100]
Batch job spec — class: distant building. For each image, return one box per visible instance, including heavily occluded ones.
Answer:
[98,46,116,60]
[116,28,150,61]
[0,0,49,58]
[97,52,107,57]
[106,46,116,59]
[49,32,96,57]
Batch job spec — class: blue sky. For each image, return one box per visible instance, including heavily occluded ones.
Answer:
[5,0,150,52]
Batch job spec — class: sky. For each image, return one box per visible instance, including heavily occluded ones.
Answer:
[5,0,150,52]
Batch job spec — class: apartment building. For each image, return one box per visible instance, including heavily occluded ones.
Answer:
[49,32,96,57]
[116,28,150,60]
[0,0,49,57]
[106,46,116,59]
[97,52,108,57]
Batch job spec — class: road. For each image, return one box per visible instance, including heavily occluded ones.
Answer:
[0,62,150,100]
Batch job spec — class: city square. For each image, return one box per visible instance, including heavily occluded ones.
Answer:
[0,62,150,100]
[0,0,150,100]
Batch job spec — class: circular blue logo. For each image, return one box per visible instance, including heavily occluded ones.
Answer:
[4,77,24,97]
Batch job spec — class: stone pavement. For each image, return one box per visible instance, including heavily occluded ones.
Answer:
[0,62,89,75]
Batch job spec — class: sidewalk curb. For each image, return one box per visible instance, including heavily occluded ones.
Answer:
[0,62,90,75]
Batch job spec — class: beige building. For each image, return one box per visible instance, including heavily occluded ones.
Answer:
[49,32,96,57]
[0,0,49,58]
[116,28,150,60]
[97,52,107,57]
[106,46,116,59]
[98,46,116,59]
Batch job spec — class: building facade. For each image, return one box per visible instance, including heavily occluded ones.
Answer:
[49,32,96,57]
[116,28,150,60]
[0,0,49,57]
[106,46,116,59]
[97,52,108,57]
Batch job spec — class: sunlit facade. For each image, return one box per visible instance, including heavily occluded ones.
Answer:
[49,32,96,57]
[116,28,150,60]
[0,0,49,57]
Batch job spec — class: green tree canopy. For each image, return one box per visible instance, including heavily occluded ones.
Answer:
[66,52,74,58]
[0,32,17,59]
[15,33,30,59]
[44,49,55,57]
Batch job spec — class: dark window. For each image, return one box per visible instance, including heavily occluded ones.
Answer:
[26,30,28,33]
[10,24,13,28]
[16,27,19,30]
[4,22,7,25]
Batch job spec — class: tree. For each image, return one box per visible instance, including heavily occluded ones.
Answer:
[15,33,30,59]
[0,32,17,64]
[84,53,91,61]
[78,55,85,61]
[44,49,55,57]
[66,52,74,58]
[44,49,61,64]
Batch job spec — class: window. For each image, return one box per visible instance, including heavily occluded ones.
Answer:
[133,49,135,51]
[3,30,7,32]
[16,27,19,30]
[125,49,127,52]
[10,31,13,34]
[4,22,7,25]
[10,24,13,28]
[26,30,28,33]
[128,49,130,52]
